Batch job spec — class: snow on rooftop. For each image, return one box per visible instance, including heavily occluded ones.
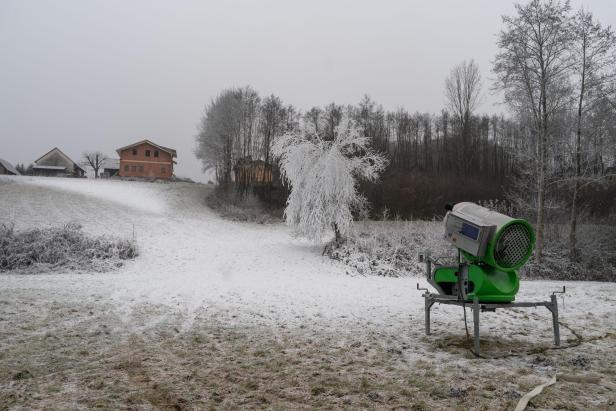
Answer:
[0,158,20,175]
[32,165,67,170]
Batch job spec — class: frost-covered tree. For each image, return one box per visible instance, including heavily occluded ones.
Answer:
[272,113,387,243]
[493,0,573,262]
[195,89,243,188]
[195,86,296,193]
[568,8,616,259]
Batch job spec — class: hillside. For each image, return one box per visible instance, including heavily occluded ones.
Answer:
[1,176,615,409]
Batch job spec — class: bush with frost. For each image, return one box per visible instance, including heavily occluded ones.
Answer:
[0,222,137,273]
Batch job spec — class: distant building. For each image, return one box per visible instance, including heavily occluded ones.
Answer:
[32,148,85,177]
[101,158,120,178]
[0,158,20,175]
[116,140,176,179]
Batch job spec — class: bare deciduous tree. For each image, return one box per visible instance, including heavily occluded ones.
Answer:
[493,0,573,262]
[568,8,616,259]
[445,59,482,173]
[82,151,107,179]
[195,86,298,193]
[195,89,242,189]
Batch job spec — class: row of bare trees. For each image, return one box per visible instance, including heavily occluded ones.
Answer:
[195,84,522,183]
[195,86,526,208]
[195,87,298,192]
[493,0,616,262]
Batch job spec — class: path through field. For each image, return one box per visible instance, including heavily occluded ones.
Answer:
[1,176,615,409]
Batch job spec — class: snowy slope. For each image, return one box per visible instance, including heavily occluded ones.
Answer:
[1,175,615,336]
[18,175,168,214]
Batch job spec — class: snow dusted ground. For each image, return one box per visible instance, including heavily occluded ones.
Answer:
[1,175,615,409]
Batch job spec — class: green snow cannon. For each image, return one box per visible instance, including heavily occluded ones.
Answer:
[429,202,535,303]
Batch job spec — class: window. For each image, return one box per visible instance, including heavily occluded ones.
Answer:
[124,165,129,172]
[131,165,136,172]
[138,165,144,172]
[145,150,150,157]
[154,150,159,157]
[132,149,137,155]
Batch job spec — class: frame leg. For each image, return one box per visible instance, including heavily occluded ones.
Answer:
[473,297,480,355]
[550,294,560,346]
[425,297,433,335]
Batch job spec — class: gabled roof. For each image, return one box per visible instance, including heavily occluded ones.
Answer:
[34,147,85,172]
[0,158,20,175]
[116,139,177,158]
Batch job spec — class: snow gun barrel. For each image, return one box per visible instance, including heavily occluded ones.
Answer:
[427,202,536,303]
[444,202,535,271]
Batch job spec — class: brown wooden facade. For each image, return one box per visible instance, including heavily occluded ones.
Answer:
[233,158,273,185]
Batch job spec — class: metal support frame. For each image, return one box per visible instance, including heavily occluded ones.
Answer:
[421,291,561,356]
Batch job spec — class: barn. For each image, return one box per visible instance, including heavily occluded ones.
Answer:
[116,140,176,179]
[101,158,120,178]
[233,157,273,185]
[0,158,20,175]
[32,148,85,177]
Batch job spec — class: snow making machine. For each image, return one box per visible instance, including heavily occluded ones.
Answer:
[418,202,564,356]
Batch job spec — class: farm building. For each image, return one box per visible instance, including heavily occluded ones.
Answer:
[117,140,176,179]
[0,158,20,175]
[101,158,120,178]
[233,158,273,185]
[32,148,85,177]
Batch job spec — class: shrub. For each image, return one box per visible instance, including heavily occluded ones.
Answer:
[0,222,137,273]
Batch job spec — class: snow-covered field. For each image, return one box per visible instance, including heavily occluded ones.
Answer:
[1,176,615,409]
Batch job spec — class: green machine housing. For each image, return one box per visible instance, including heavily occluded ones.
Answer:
[430,202,535,303]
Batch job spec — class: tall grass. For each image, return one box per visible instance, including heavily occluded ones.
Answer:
[327,220,615,281]
[325,220,451,277]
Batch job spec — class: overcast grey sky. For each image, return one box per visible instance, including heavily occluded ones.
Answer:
[1,0,614,181]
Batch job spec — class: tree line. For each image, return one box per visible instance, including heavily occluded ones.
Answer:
[493,0,616,262]
[195,88,526,207]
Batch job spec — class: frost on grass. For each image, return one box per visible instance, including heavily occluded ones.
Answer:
[0,222,137,273]
[327,218,616,281]
[523,223,616,281]
[326,220,453,277]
